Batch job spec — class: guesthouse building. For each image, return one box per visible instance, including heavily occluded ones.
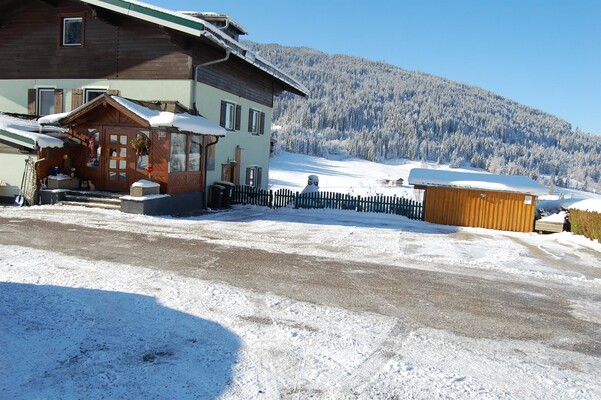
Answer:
[0,0,307,213]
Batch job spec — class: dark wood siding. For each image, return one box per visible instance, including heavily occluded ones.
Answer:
[194,43,275,107]
[1,0,282,106]
[0,0,191,79]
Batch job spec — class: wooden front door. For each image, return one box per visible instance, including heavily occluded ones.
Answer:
[102,129,131,192]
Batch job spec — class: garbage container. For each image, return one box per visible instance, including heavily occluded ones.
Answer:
[216,181,235,207]
[210,184,225,209]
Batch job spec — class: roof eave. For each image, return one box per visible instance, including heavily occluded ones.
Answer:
[0,129,36,149]
[409,181,546,197]
[82,0,205,36]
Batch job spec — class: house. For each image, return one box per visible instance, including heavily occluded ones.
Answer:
[408,168,548,232]
[379,176,404,187]
[0,0,308,212]
[0,112,69,204]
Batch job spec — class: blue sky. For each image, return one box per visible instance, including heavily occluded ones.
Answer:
[148,0,600,135]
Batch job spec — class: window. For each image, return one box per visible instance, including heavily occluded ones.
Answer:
[220,101,241,131]
[246,166,263,188]
[169,132,187,173]
[169,133,203,173]
[38,88,55,116]
[28,88,63,115]
[248,109,265,135]
[62,17,83,46]
[188,135,202,172]
[86,128,100,167]
[85,89,106,103]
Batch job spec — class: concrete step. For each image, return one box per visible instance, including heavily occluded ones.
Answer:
[64,194,121,205]
[60,200,121,210]
[59,191,123,211]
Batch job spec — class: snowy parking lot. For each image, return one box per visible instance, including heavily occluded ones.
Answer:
[1,203,600,399]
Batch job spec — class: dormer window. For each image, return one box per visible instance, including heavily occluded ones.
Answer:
[62,17,83,46]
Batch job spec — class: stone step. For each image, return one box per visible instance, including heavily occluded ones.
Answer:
[59,191,123,211]
[60,200,121,210]
[64,194,121,205]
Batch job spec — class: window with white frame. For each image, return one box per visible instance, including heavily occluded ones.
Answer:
[220,100,241,131]
[37,88,55,116]
[248,109,265,135]
[62,17,83,46]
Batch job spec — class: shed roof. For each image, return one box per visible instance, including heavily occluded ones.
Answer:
[0,113,66,149]
[408,168,548,196]
[80,0,308,97]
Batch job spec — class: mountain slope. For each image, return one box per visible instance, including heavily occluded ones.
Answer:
[248,42,601,192]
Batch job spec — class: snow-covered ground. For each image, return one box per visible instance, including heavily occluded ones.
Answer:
[270,151,601,201]
[1,152,600,399]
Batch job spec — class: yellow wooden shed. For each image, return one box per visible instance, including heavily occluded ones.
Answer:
[408,168,549,232]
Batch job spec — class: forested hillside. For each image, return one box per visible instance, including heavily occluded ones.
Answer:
[248,42,601,192]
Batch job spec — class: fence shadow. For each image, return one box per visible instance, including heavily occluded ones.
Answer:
[215,203,460,235]
[199,185,459,235]
[1,282,240,399]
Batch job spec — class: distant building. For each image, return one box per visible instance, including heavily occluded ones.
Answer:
[379,176,404,187]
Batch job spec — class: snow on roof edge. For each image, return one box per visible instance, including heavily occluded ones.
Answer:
[408,168,548,196]
[0,113,66,149]
[111,96,226,137]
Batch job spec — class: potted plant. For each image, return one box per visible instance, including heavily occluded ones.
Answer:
[131,135,150,156]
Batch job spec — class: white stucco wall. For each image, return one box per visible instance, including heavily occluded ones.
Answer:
[194,83,272,189]
[0,152,29,199]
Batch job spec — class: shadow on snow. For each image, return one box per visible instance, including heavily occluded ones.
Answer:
[0,282,240,399]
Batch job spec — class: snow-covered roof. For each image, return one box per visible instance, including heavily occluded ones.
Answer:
[112,97,226,136]
[0,113,66,149]
[80,0,308,97]
[379,176,403,181]
[408,168,548,196]
[181,11,248,35]
[40,95,227,137]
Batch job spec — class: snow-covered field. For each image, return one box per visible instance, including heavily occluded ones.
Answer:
[1,152,600,399]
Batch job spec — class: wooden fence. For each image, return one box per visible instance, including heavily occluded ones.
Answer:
[232,185,424,220]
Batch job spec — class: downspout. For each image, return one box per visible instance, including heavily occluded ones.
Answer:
[191,48,231,114]
[203,136,220,206]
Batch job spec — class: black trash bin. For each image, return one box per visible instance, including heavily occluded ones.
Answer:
[210,184,225,209]
[216,181,235,208]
